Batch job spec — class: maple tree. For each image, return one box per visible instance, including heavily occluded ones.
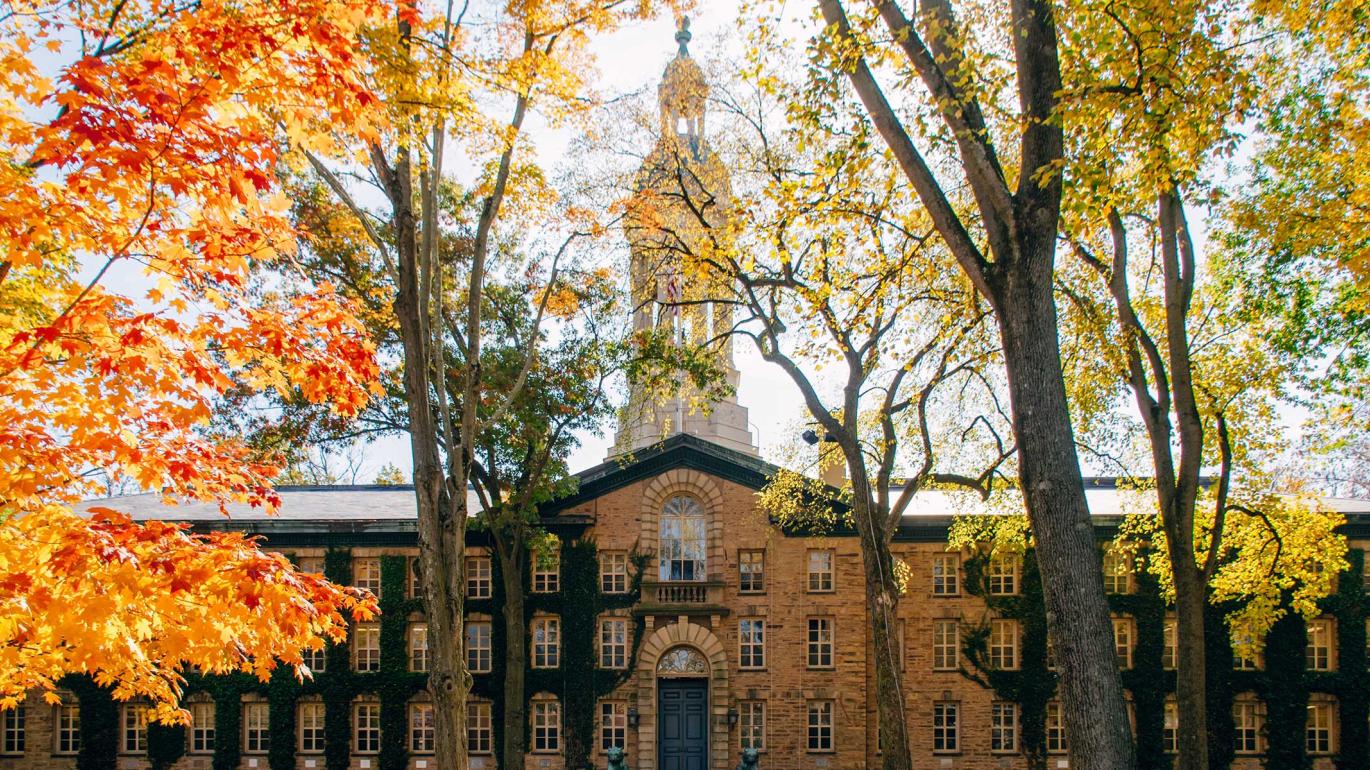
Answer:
[0,0,384,716]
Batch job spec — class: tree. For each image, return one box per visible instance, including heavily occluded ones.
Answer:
[0,0,383,716]
[793,1,1137,764]
[614,48,1014,766]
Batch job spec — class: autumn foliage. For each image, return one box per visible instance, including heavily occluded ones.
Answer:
[0,0,386,713]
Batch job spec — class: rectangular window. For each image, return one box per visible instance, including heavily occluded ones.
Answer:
[933,701,958,753]
[354,623,381,672]
[1113,616,1135,669]
[1102,550,1133,594]
[302,643,326,673]
[1306,618,1334,671]
[1163,700,1178,754]
[740,701,765,751]
[353,557,381,595]
[991,702,1018,753]
[933,553,960,596]
[409,622,430,672]
[189,702,215,753]
[600,701,626,752]
[243,702,269,754]
[806,701,833,752]
[933,620,959,670]
[354,701,381,754]
[532,549,560,593]
[1163,618,1177,670]
[807,617,834,669]
[807,550,834,592]
[739,549,765,594]
[600,552,628,594]
[410,703,435,753]
[467,621,492,673]
[1045,701,1067,753]
[299,702,325,754]
[739,618,766,669]
[466,556,492,599]
[988,554,1019,595]
[989,618,1020,670]
[600,618,628,669]
[55,703,80,755]
[1233,700,1262,754]
[468,701,493,754]
[296,555,325,574]
[408,556,422,598]
[1,705,22,755]
[533,617,560,668]
[532,700,561,753]
[1307,701,1335,754]
[121,704,148,754]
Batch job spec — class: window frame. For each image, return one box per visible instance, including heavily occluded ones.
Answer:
[242,701,270,754]
[353,700,381,755]
[468,700,493,755]
[120,703,149,755]
[533,616,561,669]
[1045,701,1067,754]
[1306,618,1334,672]
[54,702,80,755]
[989,618,1020,671]
[807,617,834,669]
[532,699,561,753]
[739,549,765,594]
[599,617,628,669]
[466,555,492,599]
[353,622,381,672]
[990,701,1018,754]
[408,622,430,673]
[599,701,627,753]
[410,702,436,754]
[932,553,961,596]
[932,619,959,671]
[740,700,766,752]
[807,549,835,593]
[1233,699,1263,754]
[806,700,833,753]
[1,704,23,755]
[532,549,560,593]
[298,702,326,754]
[1307,700,1335,755]
[659,495,707,581]
[467,621,493,674]
[987,553,1019,595]
[600,552,629,594]
[353,557,381,595]
[932,701,959,754]
[189,701,215,754]
[739,618,766,670]
[1112,616,1135,670]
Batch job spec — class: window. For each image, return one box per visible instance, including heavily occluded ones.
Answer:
[1163,699,1178,754]
[1307,700,1335,754]
[467,621,492,673]
[600,618,627,669]
[243,702,269,753]
[1306,618,1334,671]
[299,702,325,754]
[189,701,215,753]
[1163,618,1177,670]
[739,618,766,669]
[533,548,560,593]
[806,701,833,752]
[532,699,561,753]
[302,642,326,673]
[55,703,79,755]
[468,701,493,754]
[659,495,706,581]
[466,556,492,599]
[991,702,1017,753]
[807,618,834,668]
[1045,701,1067,753]
[600,552,628,594]
[409,622,430,672]
[740,701,765,751]
[807,550,834,592]
[120,704,148,753]
[739,550,765,593]
[933,701,958,753]
[1046,633,1058,670]
[354,701,381,754]
[410,703,435,753]
[354,623,381,671]
[1233,699,1262,754]
[933,553,960,596]
[533,617,560,668]
[933,620,959,670]
[408,556,423,598]
[1102,550,1133,594]
[1113,616,1135,669]
[1,705,22,754]
[353,557,381,595]
[988,553,1019,595]
[989,619,1020,670]
[296,555,324,574]
[600,701,626,752]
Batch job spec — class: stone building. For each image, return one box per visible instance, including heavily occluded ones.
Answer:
[5,22,1370,770]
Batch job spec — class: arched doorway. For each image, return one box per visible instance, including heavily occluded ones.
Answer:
[656,646,709,770]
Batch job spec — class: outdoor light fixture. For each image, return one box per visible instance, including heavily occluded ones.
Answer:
[628,707,640,728]
[727,707,739,727]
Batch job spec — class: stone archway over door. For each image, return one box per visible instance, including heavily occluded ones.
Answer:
[635,620,730,770]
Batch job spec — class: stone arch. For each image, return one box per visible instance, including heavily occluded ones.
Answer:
[634,619,731,770]
[639,470,726,579]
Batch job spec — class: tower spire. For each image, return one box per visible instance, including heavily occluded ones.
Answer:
[675,16,691,56]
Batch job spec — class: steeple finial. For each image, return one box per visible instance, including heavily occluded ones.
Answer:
[675,16,692,56]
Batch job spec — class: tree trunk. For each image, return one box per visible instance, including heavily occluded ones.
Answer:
[498,537,528,770]
[996,263,1136,770]
[1172,561,1209,770]
[389,140,469,769]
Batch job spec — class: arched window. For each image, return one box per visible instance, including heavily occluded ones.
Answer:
[656,646,708,676]
[659,495,706,581]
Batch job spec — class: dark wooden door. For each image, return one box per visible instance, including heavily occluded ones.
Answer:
[658,678,708,770]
